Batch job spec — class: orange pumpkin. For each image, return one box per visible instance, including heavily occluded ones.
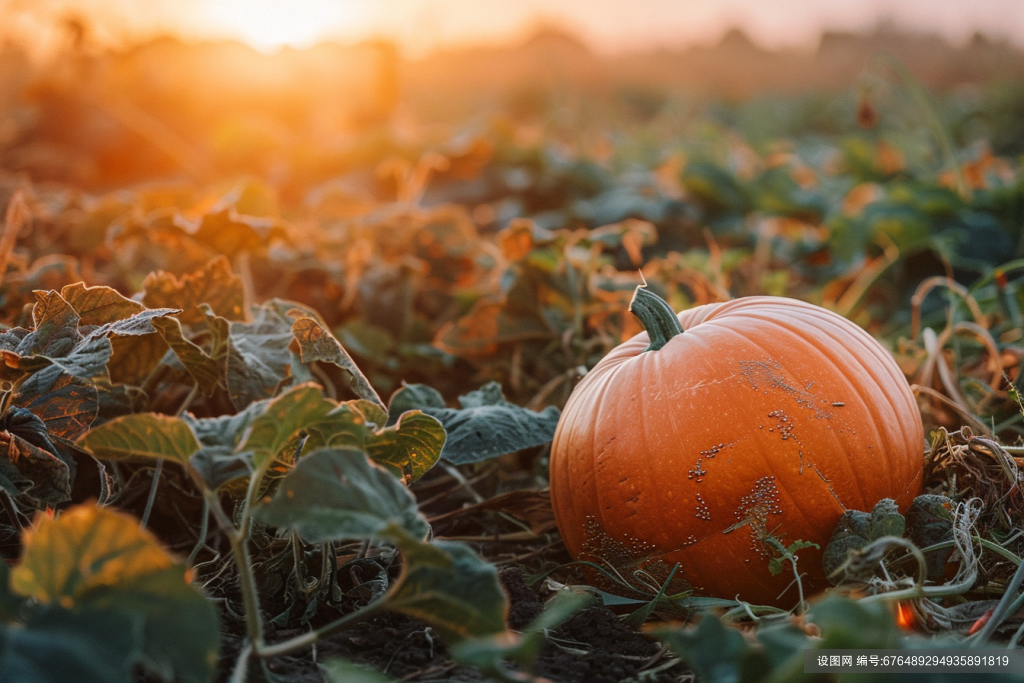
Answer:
[549,287,923,606]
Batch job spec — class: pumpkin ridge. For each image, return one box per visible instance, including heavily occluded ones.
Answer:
[727,314,880,508]
[724,306,919,508]
[679,323,833,579]
[764,306,919,497]
[703,324,831,529]
[711,322,866,517]
[581,363,630,553]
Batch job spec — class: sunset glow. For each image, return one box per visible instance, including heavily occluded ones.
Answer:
[202,0,364,52]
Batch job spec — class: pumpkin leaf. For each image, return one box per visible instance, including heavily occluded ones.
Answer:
[183,399,270,449]
[189,446,253,491]
[107,334,170,386]
[869,498,905,540]
[451,590,591,673]
[240,384,335,470]
[60,283,146,326]
[151,313,227,393]
[141,256,246,325]
[386,383,445,426]
[292,316,384,409]
[806,595,902,649]
[77,413,201,465]
[1,405,60,455]
[388,539,508,644]
[0,606,141,683]
[0,433,72,507]
[30,334,113,383]
[657,612,753,683]
[392,382,559,464]
[20,290,82,357]
[88,308,182,339]
[10,504,219,683]
[905,494,955,580]
[226,301,296,410]
[241,384,443,482]
[363,410,445,482]
[18,375,99,441]
[190,207,284,257]
[822,498,905,585]
[254,447,430,543]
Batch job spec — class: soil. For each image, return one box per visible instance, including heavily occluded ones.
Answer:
[204,566,687,683]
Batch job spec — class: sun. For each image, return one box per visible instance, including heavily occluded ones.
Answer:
[203,0,361,53]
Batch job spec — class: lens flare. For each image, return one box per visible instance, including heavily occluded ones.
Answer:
[896,602,915,630]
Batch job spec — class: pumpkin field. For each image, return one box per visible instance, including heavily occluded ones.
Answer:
[4,12,1024,683]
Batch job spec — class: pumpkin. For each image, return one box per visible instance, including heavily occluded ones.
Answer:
[549,287,923,606]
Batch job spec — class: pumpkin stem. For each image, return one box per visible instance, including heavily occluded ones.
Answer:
[629,285,684,351]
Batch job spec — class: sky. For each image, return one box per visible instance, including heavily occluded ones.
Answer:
[4,0,1024,55]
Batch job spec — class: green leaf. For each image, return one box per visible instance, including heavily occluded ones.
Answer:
[11,504,178,604]
[905,494,955,580]
[386,383,445,426]
[320,659,397,683]
[0,606,141,683]
[808,595,901,649]
[363,410,444,482]
[240,384,335,470]
[869,498,905,540]
[292,316,384,408]
[823,499,905,584]
[43,334,112,381]
[89,308,182,338]
[623,563,680,628]
[183,399,269,449]
[10,504,220,683]
[77,413,201,465]
[0,434,72,507]
[151,312,228,393]
[0,562,25,620]
[399,382,559,464]
[657,614,752,683]
[242,385,443,482]
[189,446,253,491]
[388,540,508,644]
[766,538,819,577]
[452,590,591,673]
[226,301,296,410]
[20,290,82,358]
[82,568,220,683]
[254,447,430,543]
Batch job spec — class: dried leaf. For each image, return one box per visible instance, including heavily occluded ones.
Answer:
[60,283,146,326]
[141,256,245,325]
[292,316,383,408]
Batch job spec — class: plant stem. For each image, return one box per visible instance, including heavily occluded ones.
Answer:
[190,469,266,650]
[140,459,163,529]
[255,599,386,658]
[186,497,210,568]
[973,555,1024,646]
[629,285,684,352]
